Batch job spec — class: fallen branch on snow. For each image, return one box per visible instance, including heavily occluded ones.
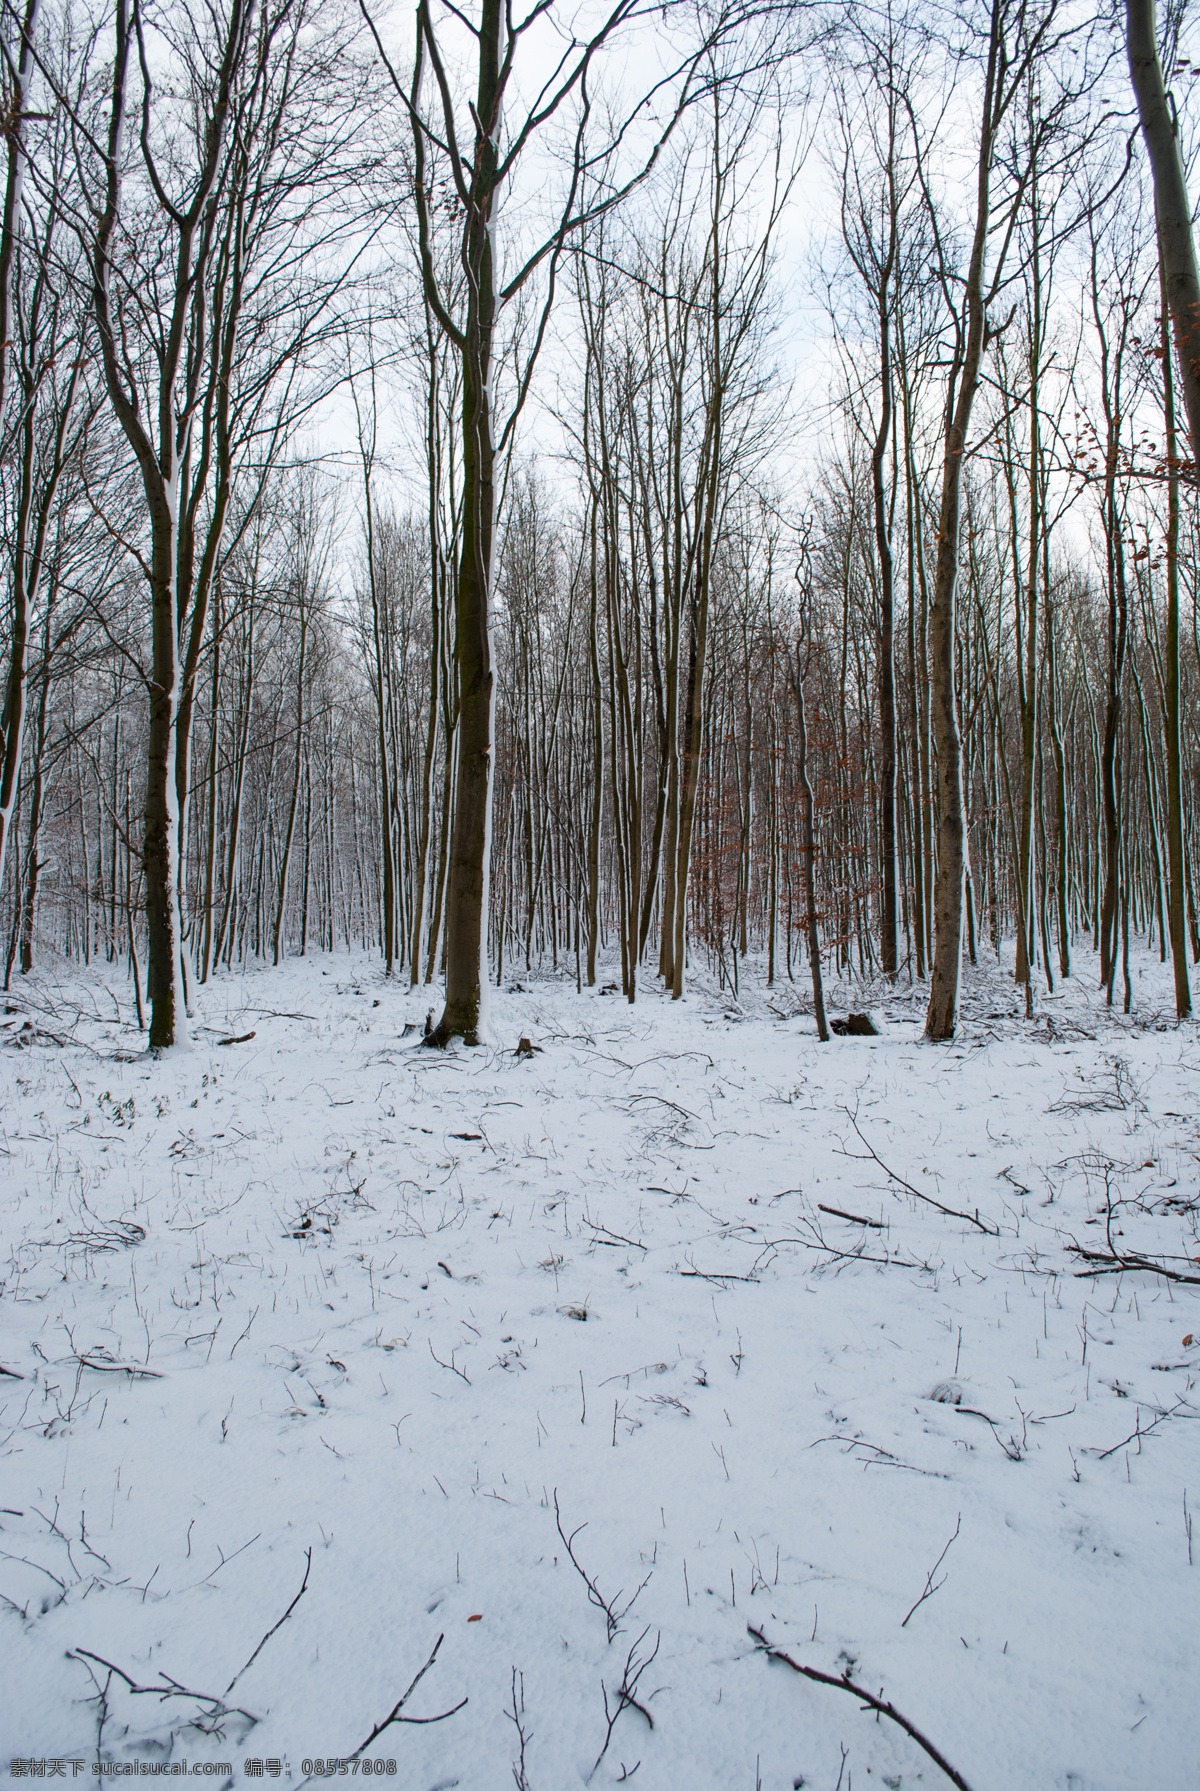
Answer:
[818,1202,883,1230]
[68,1646,257,1733]
[839,1107,998,1235]
[347,1634,467,1756]
[747,1625,975,1791]
[589,1626,659,1779]
[1092,1395,1198,1460]
[224,1547,312,1694]
[554,1490,650,1642]
[1067,1242,1200,1285]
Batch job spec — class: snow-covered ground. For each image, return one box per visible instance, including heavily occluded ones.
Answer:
[1,945,1198,1791]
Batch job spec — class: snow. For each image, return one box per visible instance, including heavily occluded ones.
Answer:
[1,948,1197,1791]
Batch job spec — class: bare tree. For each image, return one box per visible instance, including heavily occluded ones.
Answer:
[0,0,46,891]
[363,0,760,1041]
[1126,0,1194,1017]
[914,0,1073,1040]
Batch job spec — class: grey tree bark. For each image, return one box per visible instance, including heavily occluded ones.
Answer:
[921,0,1062,1040]
[0,0,42,896]
[1127,0,1193,1017]
[364,0,749,1038]
[91,0,250,1049]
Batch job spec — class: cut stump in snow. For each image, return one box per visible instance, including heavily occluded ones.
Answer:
[830,1012,882,1037]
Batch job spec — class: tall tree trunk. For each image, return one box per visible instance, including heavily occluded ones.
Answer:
[1128,0,1200,463]
[0,0,38,896]
[873,291,898,981]
[1157,245,1192,1015]
[90,0,248,1048]
[1045,596,1071,979]
[420,0,501,1045]
[272,598,308,965]
[794,633,829,1042]
[925,6,1009,1041]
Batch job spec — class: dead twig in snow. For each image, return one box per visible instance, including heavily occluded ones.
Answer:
[678,1266,761,1284]
[428,1339,471,1384]
[554,1490,650,1641]
[747,1626,975,1791]
[506,1668,533,1791]
[68,1647,258,1731]
[224,1547,312,1694]
[75,1353,161,1379]
[589,1627,659,1780]
[838,1107,998,1235]
[901,1515,961,1626]
[809,1436,947,1478]
[1093,1396,1198,1460]
[1067,1242,1200,1285]
[1048,1058,1144,1116]
[349,1634,467,1756]
[585,1220,648,1252]
[762,1227,927,1272]
[817,1202,884,1229]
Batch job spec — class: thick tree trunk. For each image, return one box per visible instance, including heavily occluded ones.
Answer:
[925,12,1002,1042]
[144,490,188,1049]
[1129,0,1198,1019]
[420,0,502,1046]
[433,335,495,1042]
[1128,0,1200,462]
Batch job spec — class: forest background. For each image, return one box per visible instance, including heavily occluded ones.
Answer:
[0,0,1197,1044]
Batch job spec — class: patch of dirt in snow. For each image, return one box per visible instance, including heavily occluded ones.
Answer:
[0,949,1198,1790]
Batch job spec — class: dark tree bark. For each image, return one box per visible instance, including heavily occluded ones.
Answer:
[364,0,740,1039]
[1157,249,1192,1015]
[91,0,250,1049]
[1128,0,1200,462]
[0,0,41,893]
[792,618,828,1043]
[922,0,1061,1040]
[923,94,990,1038]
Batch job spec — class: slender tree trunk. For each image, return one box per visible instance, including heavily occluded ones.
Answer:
[794,635,829,1042]
[586,502,603,984]
[272,598,308,965]
[925,12,1006,1042]
[1157,248,1192,1014]
[871,263,898,980]
[199,584,221,983]
[1046,598,1071,979]
[0,0,38,896]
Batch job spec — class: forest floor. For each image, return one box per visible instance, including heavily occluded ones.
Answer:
[1,942,1198,1791]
